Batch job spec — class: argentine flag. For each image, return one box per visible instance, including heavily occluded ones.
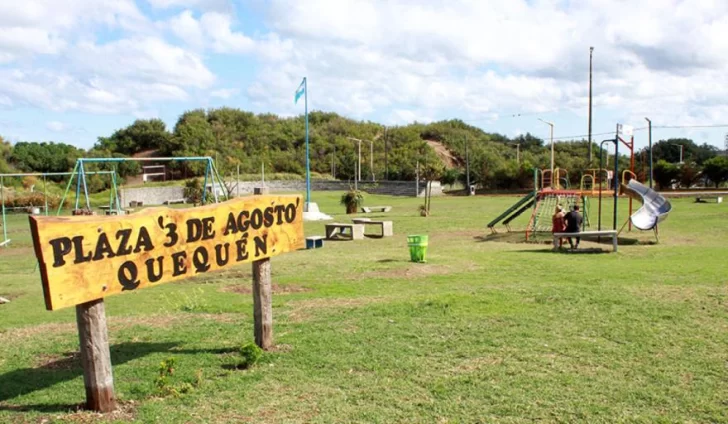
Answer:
[294,78,305,104]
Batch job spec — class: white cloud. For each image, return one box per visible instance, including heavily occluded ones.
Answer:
[146,0,230,12]
[46,121,70,132]
[165,10,255,54]
[167,10,204,49]
[200,12,254,53]
[71,37,214,89]
[242,0,728,129]
[210,88,239,99]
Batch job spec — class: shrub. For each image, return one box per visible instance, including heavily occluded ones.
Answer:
[340,190,364,214]
[239,342,263,369]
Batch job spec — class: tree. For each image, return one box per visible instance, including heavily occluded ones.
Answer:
[9,141,80,174]
[0,136,12,173]
[439,168,459,189]
[678,161,701,188]
[652,160,680,189]
[95,119,171,156]
[702,156,728,188]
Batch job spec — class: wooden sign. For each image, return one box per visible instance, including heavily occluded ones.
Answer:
[30,195,304,310]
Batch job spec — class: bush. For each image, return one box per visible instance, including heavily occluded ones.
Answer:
[21,176,38,191]
[183,178,203,204]
[239,342,263,369]
[340,190,364,214]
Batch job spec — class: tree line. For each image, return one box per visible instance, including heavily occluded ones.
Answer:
[1,109,727,191]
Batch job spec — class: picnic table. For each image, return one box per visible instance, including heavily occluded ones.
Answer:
[351,218,394,237]
[361,206,392,213]
[325,223,365,241]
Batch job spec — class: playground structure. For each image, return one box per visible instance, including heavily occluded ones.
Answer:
[61,156,228,213]
[1,156,229,248]
[0,170,118,247]
[487,127,672,242]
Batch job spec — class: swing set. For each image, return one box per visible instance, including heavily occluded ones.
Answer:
[1,156,228,248]
[0,170,117,247]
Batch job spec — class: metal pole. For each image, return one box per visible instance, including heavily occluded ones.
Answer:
[1,176,6,245]
[465,135,471,194]
[43,175,48,216]
[550,123,554,182]
[59,162,80,215]
[645,117,653,188]
[588,46,594,164]
[80,161,90,210]
[516,143,520,165]
[304,77,311,206]
[201,160,209,204]
[613,125,619,231]
[75,161,82,210]
[370,140,375,182]
[357,139,361,183]
[384,126,389,180]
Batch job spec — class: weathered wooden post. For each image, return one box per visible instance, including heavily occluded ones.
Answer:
[252,186,273,350]
[76,299,116,412]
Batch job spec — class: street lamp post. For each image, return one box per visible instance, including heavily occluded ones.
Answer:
[346,137,362,190]
[672,143,684,164]
[645,117,653,188]
[538,118,555,183]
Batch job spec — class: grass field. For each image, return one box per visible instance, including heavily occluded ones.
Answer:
[0,192,726,423]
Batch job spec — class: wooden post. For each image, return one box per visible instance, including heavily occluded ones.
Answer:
[76,299,116,412]
[252,187,273,350]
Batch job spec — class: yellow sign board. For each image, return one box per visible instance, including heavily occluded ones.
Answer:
[30,195,304,311]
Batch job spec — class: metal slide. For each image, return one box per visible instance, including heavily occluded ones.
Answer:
[621,180,672,230]
[487,192,536,231]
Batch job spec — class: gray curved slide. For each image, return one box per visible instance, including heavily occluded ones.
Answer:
[622,180,672,230]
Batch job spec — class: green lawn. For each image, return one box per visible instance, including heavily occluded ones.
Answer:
[0,192,726,423]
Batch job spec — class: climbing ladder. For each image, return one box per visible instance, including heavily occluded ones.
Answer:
[525,193,581,240]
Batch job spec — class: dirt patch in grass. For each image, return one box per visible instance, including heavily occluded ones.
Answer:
[220,283,311,295]
[627,285,720,303]
[60,400,137,423]
[33,351,80,370]
[4,313,242,342]
[363,264,453,279]
[0,247,34,258]
[282,296,386,323]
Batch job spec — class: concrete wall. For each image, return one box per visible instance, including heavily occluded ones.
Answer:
[120,186,185,207]
[120,180,442,206]
[227,180,443,198]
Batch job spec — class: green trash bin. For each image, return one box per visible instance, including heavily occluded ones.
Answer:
[407,235,428,263]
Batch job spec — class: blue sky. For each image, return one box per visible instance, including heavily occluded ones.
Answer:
[2,0,728,152]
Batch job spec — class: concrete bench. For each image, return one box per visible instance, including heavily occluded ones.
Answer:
[553,230,618,252]
[306,236,325,249]
[695,196,723,203]
[163,199,187,205]
[351,218,394,237]
[325,223,365,241]
[361,206,392,213]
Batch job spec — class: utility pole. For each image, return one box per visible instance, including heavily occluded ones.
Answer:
[515,143,520,165]
[588,46,594,164]
[369,140,375,181]
[331,144,336,178]
[358,139,361,182]
[347,137,367,189]
[645,117,653,188]
[465,135,471,195]
[384,126,389,180]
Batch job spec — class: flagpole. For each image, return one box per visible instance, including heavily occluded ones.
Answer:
[304,77,310,206]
